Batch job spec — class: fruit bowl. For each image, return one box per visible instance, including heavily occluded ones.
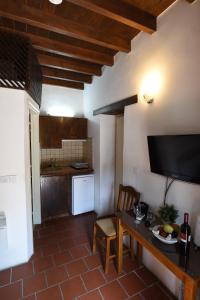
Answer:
[152,225,178,244]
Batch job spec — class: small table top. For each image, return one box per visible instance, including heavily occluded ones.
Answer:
[118,210,200,281]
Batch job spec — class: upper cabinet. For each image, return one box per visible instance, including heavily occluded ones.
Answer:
[39,116,87,148]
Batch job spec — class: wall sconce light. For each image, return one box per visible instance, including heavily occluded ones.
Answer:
[143,94,154,104]
[49,0,63,5]
[140,70,162,104]
[47,106,75,117]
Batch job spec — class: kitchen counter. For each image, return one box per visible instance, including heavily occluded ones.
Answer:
[40,166,94,219]
[40,166,94,177]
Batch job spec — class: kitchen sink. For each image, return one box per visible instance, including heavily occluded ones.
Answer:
[41,166,64,171]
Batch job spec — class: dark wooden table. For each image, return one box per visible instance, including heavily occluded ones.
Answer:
[117,211,200,300]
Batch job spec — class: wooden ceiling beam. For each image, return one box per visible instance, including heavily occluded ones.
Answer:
[42,66,92,84]
[67,0,156,33]
[0,1,130,52]
[38,53,102,76]
[42,77,84,90]
[0,27,113,66]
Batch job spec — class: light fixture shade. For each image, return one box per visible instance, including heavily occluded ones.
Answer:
[143,94,154,104]
[49,0,63,4]
[140,70,162,104]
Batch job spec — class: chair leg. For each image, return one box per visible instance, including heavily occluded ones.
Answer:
[130,235,134,259]
[92,223,97,254]
[105,237,111,274]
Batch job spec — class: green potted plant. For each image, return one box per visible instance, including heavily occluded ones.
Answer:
[158,204,178,224]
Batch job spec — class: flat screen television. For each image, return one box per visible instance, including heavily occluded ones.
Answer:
[147,135,200,184]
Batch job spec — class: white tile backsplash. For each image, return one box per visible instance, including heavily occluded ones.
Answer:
[40,139,92,167]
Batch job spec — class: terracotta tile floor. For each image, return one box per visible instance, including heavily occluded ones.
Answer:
[0,213,177,300]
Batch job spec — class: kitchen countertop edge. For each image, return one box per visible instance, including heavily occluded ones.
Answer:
[40,166,94,177]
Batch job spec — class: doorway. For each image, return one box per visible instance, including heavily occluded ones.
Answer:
[28,98,41,224]
[114,115,124,208]
[29,113,34,223]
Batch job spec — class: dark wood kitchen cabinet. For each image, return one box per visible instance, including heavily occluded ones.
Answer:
[40,117,61,148]
[39,116,87,148]
[40,175,69,219]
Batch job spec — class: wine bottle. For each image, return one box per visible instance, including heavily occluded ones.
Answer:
[180,213,191,256]
[179,253,188,271]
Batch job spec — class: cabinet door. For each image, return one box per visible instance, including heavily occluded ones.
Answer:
[39,117,61,148]
[61,117,87,140]
[40,176,68,219]
[72,175,94,215]
[39,116,87,148]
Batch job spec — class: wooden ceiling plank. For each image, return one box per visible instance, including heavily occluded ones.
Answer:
[42,77,84,90]
[42,66,92,83]
[0,27,113,66]
[0,1,130,52]
[67,0,156,33]
[33,37,113,66]
[38,53,102,76]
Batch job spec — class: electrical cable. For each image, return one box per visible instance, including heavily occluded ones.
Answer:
[163,177,175,206]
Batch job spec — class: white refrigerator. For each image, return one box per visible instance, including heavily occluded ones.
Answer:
[72,174,94,215]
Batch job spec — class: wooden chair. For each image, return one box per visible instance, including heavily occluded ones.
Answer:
[92,184,140,273]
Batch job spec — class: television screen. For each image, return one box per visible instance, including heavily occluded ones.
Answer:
[147,135,200,184]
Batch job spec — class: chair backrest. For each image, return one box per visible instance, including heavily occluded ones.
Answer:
[116,184,140,212]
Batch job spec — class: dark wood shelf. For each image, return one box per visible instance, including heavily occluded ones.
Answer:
[93,95,138,116]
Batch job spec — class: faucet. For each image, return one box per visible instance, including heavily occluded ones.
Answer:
[50,158,57,168]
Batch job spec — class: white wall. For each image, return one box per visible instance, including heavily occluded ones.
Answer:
[99,115,115,215]
[0,89,33,270]
[90,115,101,213]
[115,115,124,206]
[41,84,84,117]
[89,115,115,216]
[84,0,200,295]
[29,98,41,225]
